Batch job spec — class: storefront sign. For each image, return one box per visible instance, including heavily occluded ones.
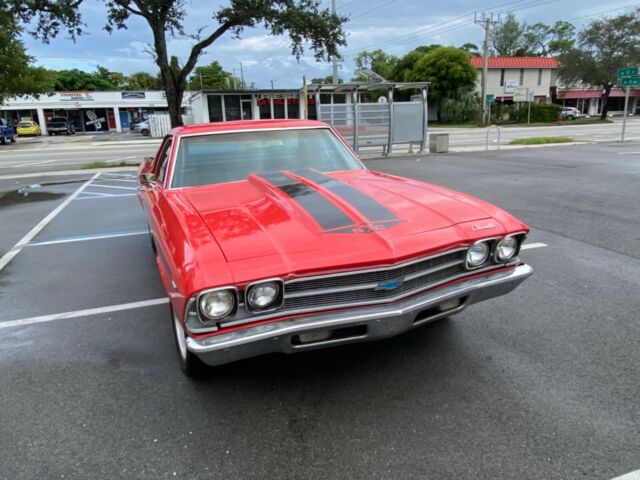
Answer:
[86,110,105,130]
[60,92,94,102]
[122,92,146,99]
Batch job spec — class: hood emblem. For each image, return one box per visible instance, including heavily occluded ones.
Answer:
[472,222,496,231]
[376,278,404,291]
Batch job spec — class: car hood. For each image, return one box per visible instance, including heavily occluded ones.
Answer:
[179,169,519,282]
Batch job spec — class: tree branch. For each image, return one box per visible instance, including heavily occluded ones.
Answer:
[179,21,236,83]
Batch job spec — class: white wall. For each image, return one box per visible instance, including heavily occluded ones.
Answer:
[476,68,554,99]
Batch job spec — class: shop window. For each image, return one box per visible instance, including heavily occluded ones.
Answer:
[258,98,272,119]
[333,94,346,104]
[519,69,524,86]
[287,97,300,119]
[500,69,505,86]
[208,95,223,122]
[537,68,543,86]
[273,98,285,118]
[224,95,242,121]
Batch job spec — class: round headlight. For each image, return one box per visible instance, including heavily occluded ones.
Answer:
[247,281,281,310]
[466,241,490,268]
[199,289,235,320]
[496,236,518,261]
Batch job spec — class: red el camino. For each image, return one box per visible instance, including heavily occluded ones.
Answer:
[137,119,533,376]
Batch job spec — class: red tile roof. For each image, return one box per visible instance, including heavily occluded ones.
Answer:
[470,57,558,68]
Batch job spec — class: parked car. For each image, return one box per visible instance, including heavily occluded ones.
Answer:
[137,120,533,376]
[47,117,76,135]
[133,120,150,136]
[561,107,588,120]
[0,118,17,144]
[16,121,41,136]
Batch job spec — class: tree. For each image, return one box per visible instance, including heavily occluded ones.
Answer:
[460,43,479,55]
[492,13,525,56]
[124,71,163,90]
[407,46,477,121]
[391,45,441,81]
[94,66,129,89]
[15,0,346,127]
[558,8,640,119]
[53,69,115,91]
[353,49,397,80]
[522,20,575,56]
[310,75,343,84]
[188,61,241,90]
[0,10,55,104]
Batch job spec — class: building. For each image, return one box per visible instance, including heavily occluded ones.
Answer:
[0,88,322,135]
[471,56,557,103]
[556,87,639,116]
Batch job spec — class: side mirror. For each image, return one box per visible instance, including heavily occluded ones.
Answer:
[139,172,156,186]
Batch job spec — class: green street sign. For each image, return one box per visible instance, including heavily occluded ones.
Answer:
[617,67,639,77]
[486,94,495,103]
[619,76,640,86]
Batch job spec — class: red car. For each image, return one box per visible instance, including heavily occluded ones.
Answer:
[137,119,533,376]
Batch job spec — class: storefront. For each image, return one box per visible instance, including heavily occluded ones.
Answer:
[557,88,640,116]
[0,90,178,135]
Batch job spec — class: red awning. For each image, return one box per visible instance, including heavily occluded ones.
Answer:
[558,88,640,99]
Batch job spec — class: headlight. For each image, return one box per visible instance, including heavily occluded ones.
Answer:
[246,281,281,311]
[466,241,490,268]
[496,236,518,261]
[199,289,236,320]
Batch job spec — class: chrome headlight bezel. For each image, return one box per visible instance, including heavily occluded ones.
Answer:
[197,287,237,321]
[495,235,519,262]
[245,279,284,313]
[465,240,491,269]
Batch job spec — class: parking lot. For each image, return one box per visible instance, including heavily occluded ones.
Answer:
[0,142,639,479]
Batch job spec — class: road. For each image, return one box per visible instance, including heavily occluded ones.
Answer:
[1,119,639,177]
[0,142,638,479]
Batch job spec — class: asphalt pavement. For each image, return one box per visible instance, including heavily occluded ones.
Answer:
[0,143,639,479]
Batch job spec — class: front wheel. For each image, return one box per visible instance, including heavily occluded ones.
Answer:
[10,136,15,143]
[171,307,208,378]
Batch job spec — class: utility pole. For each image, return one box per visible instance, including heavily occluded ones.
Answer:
[331,0,339,84]
[303,75,308,119]
[475,12,495,126]
[271,80,274,90]
[199,73,203,89]
[621,86,630,142]
[240,62,245,90]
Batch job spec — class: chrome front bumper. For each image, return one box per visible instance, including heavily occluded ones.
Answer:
[187,264,533,366]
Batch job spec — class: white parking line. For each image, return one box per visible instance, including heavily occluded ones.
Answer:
[27,230,148,247]
[95,178,137,183]
[521,242,548,250]
[0,173,99,273]
[74,193,137,201]
[0,298,169,330]
[79,190,113,197]
[90,184,137,191]
[611,470,640,480]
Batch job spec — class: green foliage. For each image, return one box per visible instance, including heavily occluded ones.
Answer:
[53,69,115,91]
[94,66,128,89]
[391,45,441,81]
[491,14,575,56]
[353,49,397,81]
[438,92,480,123]
[510,136,572,145]
[124,72,163,90]
[188,61,241,89]
[558,8,640,118]
[491,103,560,124]
[310,75,343,84]
[407,46,477,121]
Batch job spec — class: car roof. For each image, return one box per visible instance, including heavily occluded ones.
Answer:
[170,119,329,137]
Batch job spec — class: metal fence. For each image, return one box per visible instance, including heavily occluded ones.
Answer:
[312,83,429,155]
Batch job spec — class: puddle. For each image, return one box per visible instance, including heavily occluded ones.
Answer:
[0,189,65,208]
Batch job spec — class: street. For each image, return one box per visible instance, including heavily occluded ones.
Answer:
[0,142,638,479]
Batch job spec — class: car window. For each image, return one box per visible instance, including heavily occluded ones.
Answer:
[19,122,32,127]
[171,128,363,188]
[156,137,173,184]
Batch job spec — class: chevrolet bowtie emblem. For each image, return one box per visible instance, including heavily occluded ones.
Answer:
[376,278,404,291]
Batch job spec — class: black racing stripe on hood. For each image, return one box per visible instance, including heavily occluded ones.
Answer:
[293,169,398,223]
[257,172,354,230]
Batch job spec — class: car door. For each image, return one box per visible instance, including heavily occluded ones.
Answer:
[142,136,173,248]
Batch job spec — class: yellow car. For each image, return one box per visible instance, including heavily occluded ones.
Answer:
[16,121,41,136]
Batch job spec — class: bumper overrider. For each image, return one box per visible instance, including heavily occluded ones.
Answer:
[186,263,533,366]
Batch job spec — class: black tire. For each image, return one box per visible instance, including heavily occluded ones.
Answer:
[171,306,208,378]
[568,115,575,120]
[0,137,5,145]
[10,137,15,143]
[141,129,150,136]
[148,226,157,253]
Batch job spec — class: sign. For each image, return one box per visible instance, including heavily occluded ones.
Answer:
[486,94,495,103]
[121,91,146,99]
[617,67,639,77]
[59,92,94,102]
[619,76,640,86]
[514,88,534,102]
[504,80,518,94]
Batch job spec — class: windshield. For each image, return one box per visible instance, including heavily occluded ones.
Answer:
[171,128,363,188]
[18,122,33,127]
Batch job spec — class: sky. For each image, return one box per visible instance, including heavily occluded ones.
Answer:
[22,0,640,89]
